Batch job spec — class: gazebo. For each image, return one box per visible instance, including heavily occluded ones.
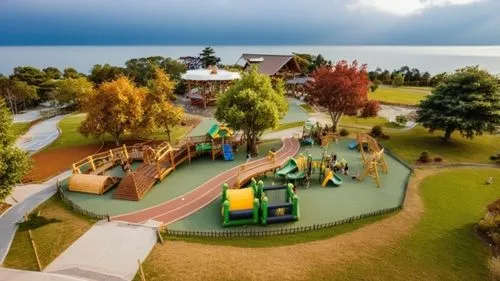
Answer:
[181,68,240,108]
[286,76,314,98]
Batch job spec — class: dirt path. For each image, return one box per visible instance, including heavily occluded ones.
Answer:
[141,168,440,281]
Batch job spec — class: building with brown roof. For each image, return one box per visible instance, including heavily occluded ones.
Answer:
[237,54,301,78]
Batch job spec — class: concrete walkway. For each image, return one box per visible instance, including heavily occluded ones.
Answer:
[12,109,42,123]
[44,220,160,281]
[15,114,66,154]
[0,268,85,281]
[0,170,71,263]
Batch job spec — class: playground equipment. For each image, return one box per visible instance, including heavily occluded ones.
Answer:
[222,179,299,227]
[355,133,389,188]
[276,154,312,187]
[321,168,343,187]
[302,120,338,147]
[257,180,299,225]
[232,150,283,188]
[68,174,120,195]
[189,123,237,161]
[276,158,299,178]
[221,183,259,227]
[348,140,358,150]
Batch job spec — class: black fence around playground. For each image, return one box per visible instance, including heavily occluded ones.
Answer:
[164,205,402,238]
[56,144,415,238]
[57,182,109,221]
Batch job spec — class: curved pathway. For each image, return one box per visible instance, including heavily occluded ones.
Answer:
[15,114,66,154]
[113,138,300,224]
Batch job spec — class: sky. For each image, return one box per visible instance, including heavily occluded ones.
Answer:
[0,0,498,45]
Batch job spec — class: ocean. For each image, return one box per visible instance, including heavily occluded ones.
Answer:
[1,46,500,75]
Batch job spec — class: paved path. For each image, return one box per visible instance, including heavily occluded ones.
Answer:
[113,138,300,224]
[0,170,71,264]
[44,220,160,281]
[0,268,84,281]
[12,109,42,123]
[15,114,66,154]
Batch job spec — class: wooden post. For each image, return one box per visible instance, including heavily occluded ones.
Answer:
[123,144,129,160]
[88,156,96,171]
[156,229,164,244]
[138,259,146,281]
[28,229,42,271]
[72,164,80,174]
[109,150,115,162]
[187,142,191,163]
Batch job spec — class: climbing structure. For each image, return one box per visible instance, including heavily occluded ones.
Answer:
[355,133,389,187]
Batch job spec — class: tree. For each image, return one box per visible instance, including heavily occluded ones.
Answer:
[293,53,312,74]
[88,64,124,85]
[0,77,38,113]
[361,100,381,117]
[79,76,146,146]
[308,54,330,73]
[215,67,287,156]
[370,79,381,92]
[43,67,62,80]
[63,67,84,79]
[0,98,31,201]
[417,66,500,142]
[125,56,186,86]
[53,77,94,106]
[392,73,404,87]
[307,61,369,132]
[199,47,221,68]
[142,69,184,141]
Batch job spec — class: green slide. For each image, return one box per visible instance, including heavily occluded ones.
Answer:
[276,158,298,177]
[329,173,343,186]
[286,170,305,180]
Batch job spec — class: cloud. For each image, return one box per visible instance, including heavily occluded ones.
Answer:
[347,0,485,16]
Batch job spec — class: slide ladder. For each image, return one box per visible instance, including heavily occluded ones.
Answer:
[223,143,234,161]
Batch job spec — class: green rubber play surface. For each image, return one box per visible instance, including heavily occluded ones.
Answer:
[61,140,283,216]
[168,139,411,231]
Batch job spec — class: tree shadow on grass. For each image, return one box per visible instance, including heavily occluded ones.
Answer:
[17,215,62,231]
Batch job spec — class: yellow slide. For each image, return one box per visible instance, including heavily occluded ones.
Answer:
[322,170,343,187]
[226,188,255,211]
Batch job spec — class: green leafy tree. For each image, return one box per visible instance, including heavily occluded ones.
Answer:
[417,66,500,142]
[308,54,330,73]
[125,56,186,86]
[293,53,312,74]
[63,67,84,79]
[392,73,404,87]
[89,64,124,85]
[0,98,31,201]
[215,67,287,156]
[53,77,95,106]
[43,67,62,80]
[79,76,146,146]
[199,47,221,68]
[0,77,38,113]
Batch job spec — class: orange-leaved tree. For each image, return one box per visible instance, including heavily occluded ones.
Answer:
[307,60,369,132]
[79,75,147,146]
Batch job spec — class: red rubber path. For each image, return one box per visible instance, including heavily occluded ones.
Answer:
[112,138,300,225]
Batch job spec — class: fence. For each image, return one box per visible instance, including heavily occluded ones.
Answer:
[56,181,109,221]
[164,206,402,238]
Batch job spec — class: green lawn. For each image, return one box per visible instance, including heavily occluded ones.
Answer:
[381,126,500,163]
[272,121,306,132]
[3,195,95,270]
[300,103,315,113]
[11,122,32,137]
[370,86,431,106]
[339,115,388,128]
[320,168,500,281]
[48,113,191,149]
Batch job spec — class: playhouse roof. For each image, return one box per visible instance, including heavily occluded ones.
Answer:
[181,69,241,81]
[207,124,233,139]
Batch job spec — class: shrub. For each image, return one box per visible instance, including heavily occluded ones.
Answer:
[370,125,383,137]
[361,100,381,118]
[370,80,381,92]
[418,151,431,163]
[491,153,500,163]
[433,157,443,162]
[395,115,408,125]
[339,128,349,136]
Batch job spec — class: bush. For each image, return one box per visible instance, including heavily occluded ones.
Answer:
[361,100,381,118]
[395,115,408,125]
[490,153,500,162]
[370,125,383,137]
[339,128,349,136]
[433,157,443,162]
[370,80,381,92]
[418,151,431,163]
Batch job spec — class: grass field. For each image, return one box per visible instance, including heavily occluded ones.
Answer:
[3,196,95,270]
[272,121,306,132]
[11,122,32,137]
[370,86,431,106]
[380,126,499,163]
[320,168,499,281]
[48,113,191,149]
[339,115,388,128]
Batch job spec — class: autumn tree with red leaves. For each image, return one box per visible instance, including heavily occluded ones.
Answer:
[307,61,369,132]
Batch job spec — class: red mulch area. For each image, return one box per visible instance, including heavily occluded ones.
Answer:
[23,140,146,183]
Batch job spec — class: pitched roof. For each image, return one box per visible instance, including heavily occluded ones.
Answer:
[238,54,299,76]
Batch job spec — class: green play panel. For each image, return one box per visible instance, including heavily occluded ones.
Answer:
[168,139,411,231]
[61,140,283,216]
